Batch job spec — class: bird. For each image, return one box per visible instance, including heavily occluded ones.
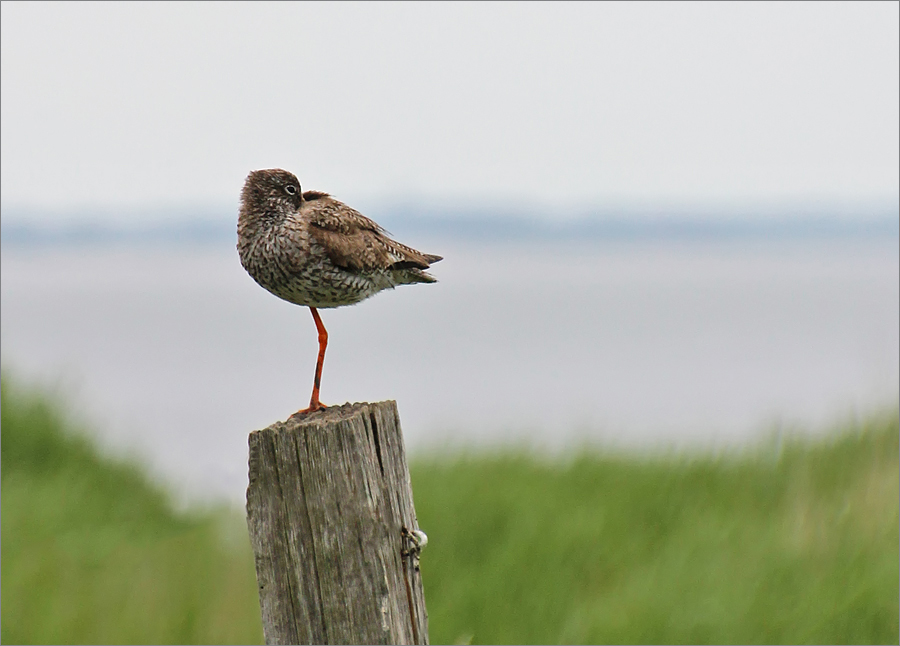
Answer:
[237,168,442,416]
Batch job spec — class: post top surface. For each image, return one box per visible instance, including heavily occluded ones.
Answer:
[252,400,398,434]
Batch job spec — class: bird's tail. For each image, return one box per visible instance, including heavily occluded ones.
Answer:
[387,245,441,284]
[406,268,438,284]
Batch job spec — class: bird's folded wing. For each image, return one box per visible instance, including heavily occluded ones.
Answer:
[307,198,436,273]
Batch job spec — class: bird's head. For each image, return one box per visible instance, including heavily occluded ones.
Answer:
[239,168,304,227]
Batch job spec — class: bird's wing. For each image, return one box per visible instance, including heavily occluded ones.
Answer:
[305,197,439,273]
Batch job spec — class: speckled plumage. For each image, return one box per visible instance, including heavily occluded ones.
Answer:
[237,168,441,414]
[237,169,441,308]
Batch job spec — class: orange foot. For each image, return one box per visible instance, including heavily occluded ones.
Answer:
[289,401,329,420]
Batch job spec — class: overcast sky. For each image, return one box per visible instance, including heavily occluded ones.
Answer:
[1,1,898,220]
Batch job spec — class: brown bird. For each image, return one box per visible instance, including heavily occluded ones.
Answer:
[237,169,442,415]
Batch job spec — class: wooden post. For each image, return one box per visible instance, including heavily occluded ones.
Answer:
[245,401,429,645]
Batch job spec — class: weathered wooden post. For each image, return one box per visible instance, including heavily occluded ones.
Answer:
[245,401,428,645]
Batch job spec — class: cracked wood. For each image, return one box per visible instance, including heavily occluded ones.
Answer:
[246,401,428,645]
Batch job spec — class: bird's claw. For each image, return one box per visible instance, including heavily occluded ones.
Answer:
[289,402,329,420]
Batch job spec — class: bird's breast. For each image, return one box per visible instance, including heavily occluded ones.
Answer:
[238,222,383,309]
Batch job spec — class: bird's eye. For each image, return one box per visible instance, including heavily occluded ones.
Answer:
[285,185,298,195]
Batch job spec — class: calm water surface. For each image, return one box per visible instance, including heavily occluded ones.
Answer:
[2,237,897,503]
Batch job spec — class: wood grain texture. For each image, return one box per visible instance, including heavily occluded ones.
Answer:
[246,401,428,645]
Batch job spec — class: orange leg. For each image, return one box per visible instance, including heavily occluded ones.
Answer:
[293,307,329,416]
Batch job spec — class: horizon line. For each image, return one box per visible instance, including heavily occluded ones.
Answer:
[2,209,897,247]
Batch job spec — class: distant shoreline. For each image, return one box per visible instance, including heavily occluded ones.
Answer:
[3,209,898,247]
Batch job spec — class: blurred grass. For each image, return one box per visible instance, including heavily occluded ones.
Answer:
[2,376,897,644]
[1,378,264,644]
[414,418,899,645]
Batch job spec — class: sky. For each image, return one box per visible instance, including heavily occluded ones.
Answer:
[1,1,898,221]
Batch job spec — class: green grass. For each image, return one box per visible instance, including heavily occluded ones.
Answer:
[2,376,897,644]
[1,379,264,644]
[413,421,899,644]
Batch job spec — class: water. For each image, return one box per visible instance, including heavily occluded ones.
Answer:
[2,236,897,504]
